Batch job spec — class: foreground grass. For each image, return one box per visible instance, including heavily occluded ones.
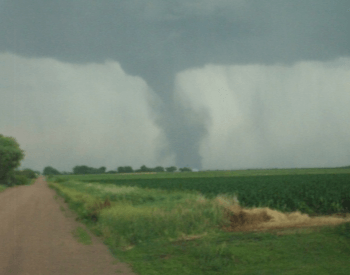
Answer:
[112,226,350,275]
[48,179,350,275]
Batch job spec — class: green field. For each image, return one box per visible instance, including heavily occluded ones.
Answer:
[55,167,350,181]
[49,168,350,275]
[53,168,350,215]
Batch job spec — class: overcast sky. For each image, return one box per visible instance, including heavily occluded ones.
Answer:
[1,0,350,172]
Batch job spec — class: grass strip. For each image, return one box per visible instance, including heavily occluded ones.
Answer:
[48,181,230,247]
[72,226,92,245]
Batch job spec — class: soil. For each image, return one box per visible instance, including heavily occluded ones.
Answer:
[0,177,136,275]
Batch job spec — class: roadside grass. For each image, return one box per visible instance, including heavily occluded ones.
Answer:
[0,177,37,191]
[48,179,350,275]
[72,226,92,245]
[0,185,7,193]
[48,181,231,247]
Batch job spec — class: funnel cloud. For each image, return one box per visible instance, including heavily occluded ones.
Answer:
[1,1,350,171]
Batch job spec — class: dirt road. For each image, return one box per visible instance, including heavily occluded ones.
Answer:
[0,177,136,275]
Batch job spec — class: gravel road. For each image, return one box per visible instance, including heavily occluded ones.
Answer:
[0,177,136,275]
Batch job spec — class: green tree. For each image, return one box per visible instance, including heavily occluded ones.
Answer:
[154,166,165,172]
[98,166,106,173]
[43,166,61,176]
[117,166,126,173]
[166,166,177,172]
[0,134,25,185]
[140,165,150,172]
[73,165,90,174]
[124,166,134,173]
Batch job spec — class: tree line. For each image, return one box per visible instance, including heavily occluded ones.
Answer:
[0,133,194,179]
[43,164,193,175]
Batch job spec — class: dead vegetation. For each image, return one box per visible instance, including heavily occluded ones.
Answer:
[214,195,350,234]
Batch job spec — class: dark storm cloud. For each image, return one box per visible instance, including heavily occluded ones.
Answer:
[1,0,349,168]
[2,0,349,65]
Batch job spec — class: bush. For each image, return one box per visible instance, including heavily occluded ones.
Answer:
[14,169,38,179]
[7,174,30,186]
[16,175,30,185]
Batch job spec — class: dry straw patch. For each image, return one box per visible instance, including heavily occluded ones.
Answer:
[213,194,349,233]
